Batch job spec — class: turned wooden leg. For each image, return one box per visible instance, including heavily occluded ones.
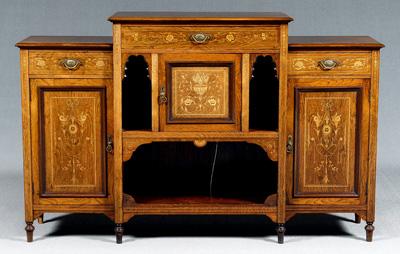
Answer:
[25,222,35,242]
[365,222,374,242]
[115,223,124,244]
[355,213,361,224]
[276,223,286,244]
[37,214,44,224]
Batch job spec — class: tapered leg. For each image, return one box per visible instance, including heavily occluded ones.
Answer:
[355,214,361,224]
[365,222,374,242]
[37,214,44,224]
[276,223,286,244]
[25,222,35,242]
[115,223,124,244]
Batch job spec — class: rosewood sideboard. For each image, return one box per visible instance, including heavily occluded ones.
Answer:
[16,12,384,244]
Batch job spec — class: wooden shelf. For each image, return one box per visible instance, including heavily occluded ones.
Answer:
[133,195,262,205]
[122,194,278,222]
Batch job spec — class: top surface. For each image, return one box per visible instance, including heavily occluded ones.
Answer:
[108,11,293,23]
[16,36,113,49]
[289,36,384,49]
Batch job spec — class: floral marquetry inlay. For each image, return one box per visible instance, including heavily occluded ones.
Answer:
[296,90,358,194]
[42,90,105,195]
[289,53,371,74]
[308,100,346,184]
[121,27,280,50]
[171,67,230,119]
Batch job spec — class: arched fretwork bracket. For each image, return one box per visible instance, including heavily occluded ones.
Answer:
[122,132,278,162]
[247,139,278,161]
[123,139,152,162]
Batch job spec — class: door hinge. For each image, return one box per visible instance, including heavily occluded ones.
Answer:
[106,135,113,154]
[286,135,294,154]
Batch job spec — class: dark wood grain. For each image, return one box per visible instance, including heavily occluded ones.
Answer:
[289,36,384,49]
[16,36,113,49]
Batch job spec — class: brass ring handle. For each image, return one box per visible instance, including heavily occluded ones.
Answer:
[190,32,212,44]
[318,59,339,70]
[60,58,82,71]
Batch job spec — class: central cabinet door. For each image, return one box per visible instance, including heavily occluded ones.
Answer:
[159,54,241,131]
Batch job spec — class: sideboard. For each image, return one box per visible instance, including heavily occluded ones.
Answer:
[16,12,384,244]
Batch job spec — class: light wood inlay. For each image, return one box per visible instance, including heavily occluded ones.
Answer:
[29,51,112,76]
[159,53,241,131]
[294,87,361,197]
[171,67,230,119]
[41,90,106,196]
[121,26,280,51]
[289,52,371,75]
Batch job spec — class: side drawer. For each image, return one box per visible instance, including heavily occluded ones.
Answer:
[29,50,112,76]
[288,52,371,76]
[121,26,280,51]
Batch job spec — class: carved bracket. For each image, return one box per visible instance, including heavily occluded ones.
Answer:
[123,139,152,162]
[123,137,278,162]
[248,139,278,161]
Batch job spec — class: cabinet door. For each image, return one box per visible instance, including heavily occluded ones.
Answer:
[31,79,111,198]
[287,78,369,205]
[159,54,241,132]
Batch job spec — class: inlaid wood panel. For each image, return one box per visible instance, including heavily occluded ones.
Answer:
[29,50,112,76]
[121,26,280,51]
[287,78,371,206]
[171,67,230,119]
[159,54,241,131]
[295,90,358,196]
[288,52,371,76]
[40,88,106,196]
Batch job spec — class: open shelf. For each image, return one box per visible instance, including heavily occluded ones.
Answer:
[132,195,263,205]
[122,54,152,131]
[123,142,278,208]
[249,55,279,131]
[122,193,278,218]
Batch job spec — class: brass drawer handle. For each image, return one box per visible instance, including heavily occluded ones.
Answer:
[60,58,82,71]
[190,32,212,44]
[318,59,339,70]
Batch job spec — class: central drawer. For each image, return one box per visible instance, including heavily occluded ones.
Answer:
[121,26,280,51]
